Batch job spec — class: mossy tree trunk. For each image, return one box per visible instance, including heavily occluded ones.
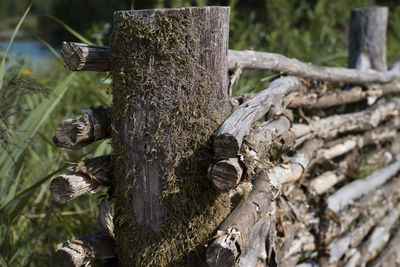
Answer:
[110,7,231,266]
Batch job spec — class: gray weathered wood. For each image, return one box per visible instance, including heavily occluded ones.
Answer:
[328,164,400,213]
[228,49,400,84]
[370,228,400,267]
[348,7,388,71]
[50,155,112,203]
[214,76,303,159]
[210,158,243,191]
[55,231,116,267]
[206,139,320,265]
[111,7,232,265]
[53,106,111,149]
[61,42,111,71]
[60,41,400,85]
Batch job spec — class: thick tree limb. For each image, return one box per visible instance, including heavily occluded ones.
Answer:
[55,231,116,267]
[328,163,400,213]
[206,139,320,265]
[358,203,400,265]
[228,50,400,84]
[214,76,303,159]
[61,42,400,85]
[210,158,243,191]
[370,228,400,267]
[53,106,112,149]
[50,155,112,203]
[61,42,111,72]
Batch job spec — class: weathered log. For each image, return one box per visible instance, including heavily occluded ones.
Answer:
[287,81,400,109]
[53,106,112,150]
[228,50,400,84]
[55,231,116,267]
[50,155,112,203]
[309,146,393,194]
[327,198,397,265]
[206,139,320,265]
[328,163,400,213]
[111,7,233,265]
[358,203,400,265]
[214,76,303,159]
[370,228,400,267]
[210,158,243,191]
[61,42,111,72]
[348,7,388,71]
[62,42,400,85]
[324,177,400,243]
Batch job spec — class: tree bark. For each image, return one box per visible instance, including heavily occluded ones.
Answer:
[110,7,232,265]
[50,155,112,203]
[55,231,116,267]
[61,42,111,72]
[348,7,388,71]
[53,106,111,149]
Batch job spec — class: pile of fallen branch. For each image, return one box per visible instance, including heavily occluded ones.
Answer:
[48,6,400,267]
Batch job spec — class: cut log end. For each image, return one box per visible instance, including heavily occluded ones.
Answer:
[53,114,93,150]
[206,237,237,267]
[61,41,111,72]
[50,174,103,204]
[210,158,243,191]
[55,232,116,267]
[214,133,240,159]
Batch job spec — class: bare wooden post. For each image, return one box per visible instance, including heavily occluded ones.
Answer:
[110,7,231,265]
[348,7,388,71]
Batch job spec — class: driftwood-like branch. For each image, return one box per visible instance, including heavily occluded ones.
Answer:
[50,155,112,203]
[214,76,303,159]
[53,106,112,150]
[287,82,400,109]
[358,203,400,265]
[55,231,116,267]
[61,42,111,72]
[60,42,400,86]
[206,140,320,265]
[370,228,400,267]
[328,163,400,213]
[327,198,397,265]
[324,177,400,243]
[228,50,400,84]
[212,99,400,193]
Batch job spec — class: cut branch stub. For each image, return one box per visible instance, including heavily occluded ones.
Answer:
[50,155,112,203]
[55,231,116,267]
[210,158,243,191]
[53,106,111,149]
[214,76,303,159]
[61,42,111,72]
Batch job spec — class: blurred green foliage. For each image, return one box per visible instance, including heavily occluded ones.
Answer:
[1,0,400,266]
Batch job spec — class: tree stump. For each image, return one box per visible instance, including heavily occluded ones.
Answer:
[348,7,388,71]
[110,7,231,265]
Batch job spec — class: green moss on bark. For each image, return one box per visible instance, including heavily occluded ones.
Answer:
[110,8,231,266]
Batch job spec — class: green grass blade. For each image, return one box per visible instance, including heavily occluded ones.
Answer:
[0,166,64,225]
[35,36,61,60]
[0,2,33,90]
[3,163,24,205]
[42,15,93,44]
[0,73,76,197]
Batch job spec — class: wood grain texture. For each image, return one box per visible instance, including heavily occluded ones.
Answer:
[52,106,111,149]
[214,76,303,159]
[61,42,111,71]
[348,7,388,71]
[55,231,116,267]
[50,155,112,203]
